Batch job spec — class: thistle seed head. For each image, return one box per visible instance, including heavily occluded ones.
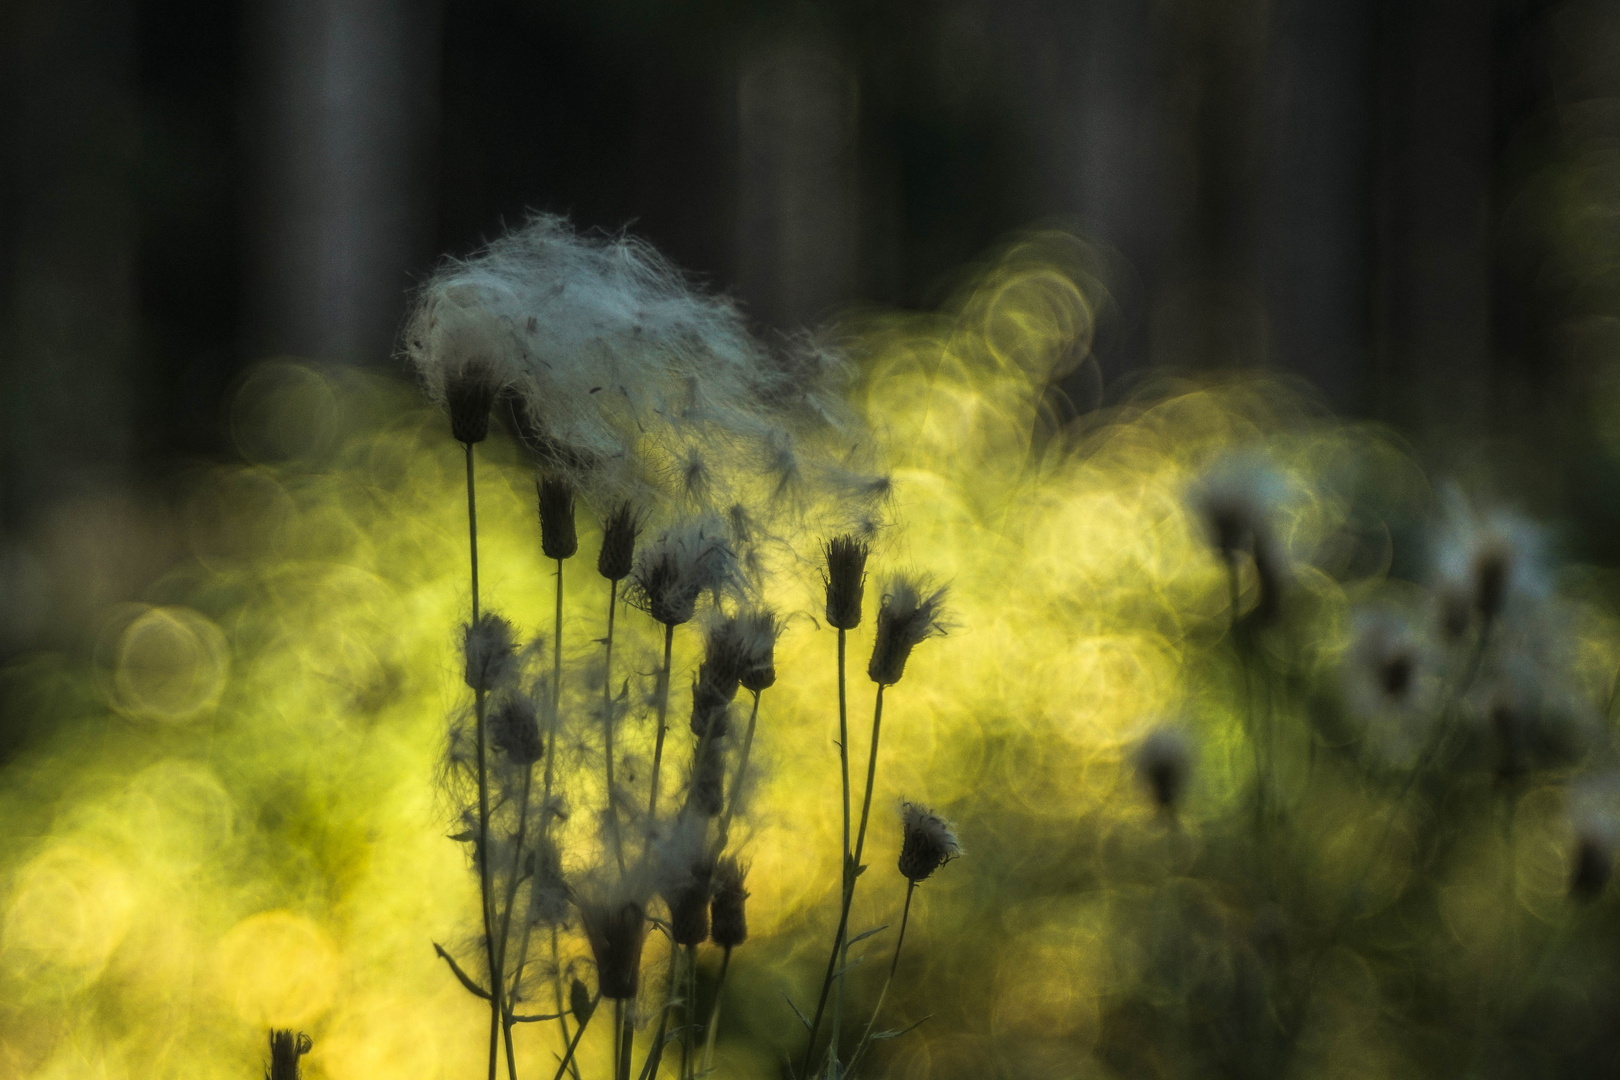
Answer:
[527,838,570,927]
[822,535,869,630]
[688,736,728,818]
[867,575,950,686]
[491,695,544,766]
[463,614,517,692]
[628,518,739,627]
[663,858,715,946]
[1432,488,1548,635]
[737,607,781,693]
[266,1030,312,1080]
[446,361,499,445]
[598,502,641,582]
[710,857,750,948]
[570,977,595,1024]
[898,801,962,882]
[537,477,578,560]
[1133,727,1192,813]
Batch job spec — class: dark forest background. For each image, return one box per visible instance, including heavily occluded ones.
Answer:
[3,0,1620,654]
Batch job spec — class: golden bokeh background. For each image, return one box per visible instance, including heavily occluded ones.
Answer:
[2,232,1617,1079]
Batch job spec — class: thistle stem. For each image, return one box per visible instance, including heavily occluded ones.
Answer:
[804,683,886,1076]
[541,557,576,1066]
[848,881,916,1075]
[647,622,676,824]
[681,943,698,1080]
[604,578,624,870]
[497,767,534,1080]
[548,999,596,1080]
[639,936,680,1080]
[700,945,732,1072]
[715,691,762,855]
[466,441,502,1080]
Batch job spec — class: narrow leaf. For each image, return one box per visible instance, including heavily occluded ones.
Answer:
[782,991,812,1030]
[871,1015,932,1041]
[846,924,889,948]
[432,942,491,1000]
[831,956,864,980]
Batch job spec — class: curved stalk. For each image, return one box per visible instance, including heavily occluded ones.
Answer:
[847,881,916,1075]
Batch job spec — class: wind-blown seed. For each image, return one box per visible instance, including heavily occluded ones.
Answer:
[463,614,516,692]
[491,695,544,765]
[537,477,578,560]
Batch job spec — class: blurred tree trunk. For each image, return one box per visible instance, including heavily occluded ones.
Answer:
[241,0,442,366]
[1371,0,1493,442]
[735,35,860,331]
[0,0,138,526]
[1261,0,1373,413]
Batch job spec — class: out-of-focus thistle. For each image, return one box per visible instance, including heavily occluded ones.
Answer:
[465,613,517,693]
[867,576,950,687]
[265,1030,312,1080]
[597,502,641,873]
[491,694,544,766]
[1340,607,1440,770]
[1134,727,1192,815]
[807,573,951,1078]
[1432,488,1548,641]
[1570,810,1616,901]
[1189,452,1290,627]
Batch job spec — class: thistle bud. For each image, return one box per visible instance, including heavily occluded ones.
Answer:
[446,362,498,445]
[822,535,869,630]
[579,898,648,1000]
[537,477,578,560]
[491,695,544,765]
[897,801,961,883]
[664,860,714,946]
[598,503,640,582]
[738,608,781,693]
[710,857,750,948]
[463,614,516,692]
[1134,727,1191,813]
[867,576,949,686]
[267,1030,312,1080]
[570,977,595,1024]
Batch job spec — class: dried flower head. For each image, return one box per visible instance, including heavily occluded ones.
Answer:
[527,837,570,927]
[710,857,750,948]
[687,736,728,818]
[577,888,649,1000]
[737,607,781,693]
[898,801,962,882]
[445,362,500,445]
[628,518,739,627]
[1134,727,1192,813]
[1569,782,1620,900]
[867,576,950,686]
[570,977,595,1024]
[822,535,869,630]
[1188,453,1291,623]
[491,695,544,766]
[463,613,516,692]
[537,477,578,561]
[266,1030,312,1080]
[1432,488,1549,637]
[663,859,715,947]
[1341,607,1440,769]
[598,502,641,582]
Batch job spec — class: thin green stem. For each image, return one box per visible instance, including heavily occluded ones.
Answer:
[681,944,698,1080]
[804,684,886,1077]
[548,999,596,1080]
[700,946,732,1073]
[647,622,676,823]
[604,578,624,870]
[466,442,502,1080]
[613,1000,626,1080]
[714,691,762,855]
[497,768,534,1080]
[848,881,916,1075]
